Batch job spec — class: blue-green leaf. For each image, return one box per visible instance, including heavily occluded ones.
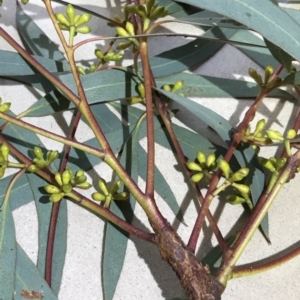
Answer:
[142,27,237,77]
[176,0,300,63]
[158,0,201,17]
[16,3,65,61]
[176,11,248,29]
[0,183,17,299]
[15,244,58,300]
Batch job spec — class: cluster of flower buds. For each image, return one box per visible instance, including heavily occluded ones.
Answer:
[44,169,92,202]
[186,151,217,182]
[0,142,9,178]
[258,156,287,173]
[0,97,11,113]
[115,21,140,50]
[56,4,92,35]
[27,146,59,172]
[92,178,129,207]
[248,65,282,88]
[162,80,185,97]
[244,119,271,144]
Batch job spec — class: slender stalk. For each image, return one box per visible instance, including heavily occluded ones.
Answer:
[232,244,300,279]
[0,112,105,158]
[139,38,155,197]
[216,149,300,285]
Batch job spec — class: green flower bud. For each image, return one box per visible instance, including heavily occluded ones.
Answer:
[0,166,6,178]
[191,172,204,182]
[136,5,148,18]
[50,192,65,203]
[110,181,122,195]
[58,23,70,31]
[76,26,91,34]
[125,4,139,15]
[33,146,44,159]
[56,13,70,27]
[127,97,143,104]
[75,182,92,189]
[95,48,104,59]
[137,83,145,98]
[248,68,263,85]
[55,172,63,186]
[266,130,284,142]
[74,13,92,27]
[74,175,87,185]
[27,165,37,173]
[92,192,106,201]
[149,6,167,20]
[218,159,230,179]
[258,157,276,172]
[116,27,129,37]
[0,142,9,161]
[230,168,249,182]
[226,195,246,205]
[33,158,47,169]
[21,0,29,4]
[146,0,155,13]
[254,119,266,135]
[98,178,109,195]
[77,66,86,75]
[113,192,130,200]
[74,15,81,24]
[172,80,184,92]
[46,150,59,164]
[186,161,202,172]
[264,65,274,83]
[62,169,72,185]
[276,157,287,169]
[206,153,216,168]
[62,184,73,193]
[66,4,75,25]
[196,151,206,167]
[125,21,135,36]
[163,84,171,91]
[75,170,85,178]
[89,64,96,73]
[44,184,61,194]
[0,102,11,113]
[117,42,132,50]
[232,183,250,194]
[286,129,297,140]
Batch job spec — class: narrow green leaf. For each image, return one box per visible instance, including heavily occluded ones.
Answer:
[0,50,69,76]
[156,73,293,99]
[15,244,58,300]
[16,3,65,60]
[156,89,268,236]
[176,0,300,63]
[102,116,143,300]
[232,30,287,73]
[137,144,184,222]
[0,174,33,211]
[176,11,248,29]
[264,39,293,73]
[22,69,138,117]
[143,27,237,77]
[0,185,16,299]
[27,174,67,296]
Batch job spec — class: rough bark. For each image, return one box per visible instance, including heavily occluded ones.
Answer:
[153,222,223,300]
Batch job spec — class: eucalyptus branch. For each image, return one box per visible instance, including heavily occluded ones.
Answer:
[0,112,105,158]
[216,149,300,285]
[139,38,155,197]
